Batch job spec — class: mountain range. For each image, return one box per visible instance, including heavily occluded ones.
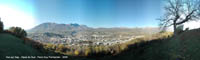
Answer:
[27,22,160,44]
[28,22,90,33]
[28,22,160,33]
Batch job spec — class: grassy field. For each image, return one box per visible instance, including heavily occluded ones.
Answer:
[0,33,43,59]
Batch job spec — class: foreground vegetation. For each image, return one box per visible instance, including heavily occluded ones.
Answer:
[0,33,42,59]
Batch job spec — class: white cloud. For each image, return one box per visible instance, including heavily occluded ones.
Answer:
[0,5,36,30]
[167,20,200,31]
[183,20,200,30]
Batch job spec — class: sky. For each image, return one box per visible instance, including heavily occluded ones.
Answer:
[34,0,163,28]
[0,0,36,29]
[0,0,199,30]
[0,0,164,29]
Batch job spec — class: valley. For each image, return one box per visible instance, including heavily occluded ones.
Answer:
[28,23,159,46]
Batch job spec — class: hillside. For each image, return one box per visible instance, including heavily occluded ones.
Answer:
[28,22,90,33]
[28,22,159,34]
[69,28,200,60]
[0,33,43,59]
[138,28,200,60]
[107,28,200,60]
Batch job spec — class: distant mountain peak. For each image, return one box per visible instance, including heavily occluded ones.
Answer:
[65,23,80,27]
[28,22,90,33]
[42,22,56,24]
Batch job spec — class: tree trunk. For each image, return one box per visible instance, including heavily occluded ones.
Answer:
[173,23,177,36]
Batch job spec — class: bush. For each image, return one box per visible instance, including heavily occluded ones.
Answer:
[55,44,65,52]
[0,20,3,32]
[44,43,56,51]
[84,47,91,56]
[8,27,27,38]
[176,25,184,34]
[159,32,173,39]
[185,27,189,31]
[74,50,80,56]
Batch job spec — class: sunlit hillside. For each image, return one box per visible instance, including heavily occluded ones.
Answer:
[0,33,42,59]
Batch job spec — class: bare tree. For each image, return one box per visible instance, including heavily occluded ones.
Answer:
[158,0,200,36]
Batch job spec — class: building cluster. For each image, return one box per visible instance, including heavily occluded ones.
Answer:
[29,32,145,46]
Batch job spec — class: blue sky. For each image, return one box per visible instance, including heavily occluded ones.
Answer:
[0,0,164,29]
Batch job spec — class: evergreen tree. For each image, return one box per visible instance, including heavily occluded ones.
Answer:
[8,27,27,38]
[0,18,3,32]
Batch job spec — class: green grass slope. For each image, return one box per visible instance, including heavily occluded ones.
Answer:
[141,28,200,60]
[0,33,43,59]
[173,28,200,60]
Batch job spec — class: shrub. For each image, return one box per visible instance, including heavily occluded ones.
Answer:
[44,43,56,51]
[94,46,100,53]
[55,44,65,52]
[159,32,173,38]
[185,27,189,31]
[8,27,27,38]
[119,43,128,51]
[0,20,3,32]
[74,50,80,56]
[176,25,184,34]
[84,46,91,56]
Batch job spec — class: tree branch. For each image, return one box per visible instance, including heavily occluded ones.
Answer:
[176,10,196,25]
